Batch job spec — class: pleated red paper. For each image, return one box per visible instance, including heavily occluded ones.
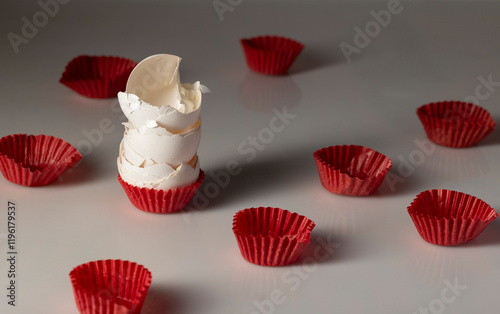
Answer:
[314,145,392,196]
[417,101,495,148]
[407,189,498,246]
[240,36,304,75]
[233,207,316,266]
[0,134,82,186]
[118,170,205,214]
[60,55,137,98]
[69,259,152,314]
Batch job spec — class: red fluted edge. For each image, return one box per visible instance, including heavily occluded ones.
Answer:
[407,189,498,246]
[69,259,152,314]
[240,35,304,75]
[60,55,137,98]
[313,145,392,196]
[233,207,316,266]
[0,134,82,187]
[416,101,495,148]
[118,170,205,214]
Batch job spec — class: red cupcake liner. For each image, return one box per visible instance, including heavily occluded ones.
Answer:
[232,207,316,266]
[118,170,205,214]
[417,101,496,148]
[407,189,498,246]
[0,134,82,187]
[314,145,392,196]
[69,259,152,314]
[240,35,304,75]
[60,55,137,98]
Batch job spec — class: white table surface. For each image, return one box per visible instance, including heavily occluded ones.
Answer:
[1,0,500,313]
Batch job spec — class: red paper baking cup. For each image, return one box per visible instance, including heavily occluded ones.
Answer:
[313,145,392,196]
[118,170,205,214]
[407,189,498,246]
[240,35,304,75]
[232,207,316,266]
[417,101,495,148]
[69,259,152,314]
[0,134,82,187]
[60,55,137,98]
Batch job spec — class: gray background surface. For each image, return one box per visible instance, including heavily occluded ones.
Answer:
[1,0,500,313]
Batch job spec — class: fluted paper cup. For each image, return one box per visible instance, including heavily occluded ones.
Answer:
[69,259,152,314]
[118,170,205,214]
[417,101,495,148]
[407,189,498,246]
[0,134,82,186]
[314,145,392,196]
[240,35,304,75]
[60,55,137,98]
[232,207,316,266]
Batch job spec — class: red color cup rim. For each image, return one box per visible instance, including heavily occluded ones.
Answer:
[408,189,498,222]
[232,207,315,243]
[313,145,392,180]
[416,101,495,127]
[69,259,152,302]
[240,35,305,52]
[60,55,137,83]
[0,134,82,173]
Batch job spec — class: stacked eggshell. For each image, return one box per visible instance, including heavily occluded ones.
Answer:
[117,54,207,213]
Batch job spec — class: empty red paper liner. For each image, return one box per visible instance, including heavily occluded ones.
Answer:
[240,35,304,75]
[60,55,137,98]
[417,101,495,148]
[0,134,82,187]
[232,207,316,266]
[69,259,152,314]
[407,189,498,246]
[314,145,392,196]
[118,170,205,214]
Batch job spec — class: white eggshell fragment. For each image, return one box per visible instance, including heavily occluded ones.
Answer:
[118,147,200,191]
[118,91,201,134]
[117,53,206,191]
[126,54,183,109]
[123,121,201,166]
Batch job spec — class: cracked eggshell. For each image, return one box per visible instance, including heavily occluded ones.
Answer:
[121,54,207,132]
[123,121,201,165]
[120,138,146,167]
[118,92,200,133]
[126,54,182,108]
[117,153,200,191]
[123,122,201,165]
